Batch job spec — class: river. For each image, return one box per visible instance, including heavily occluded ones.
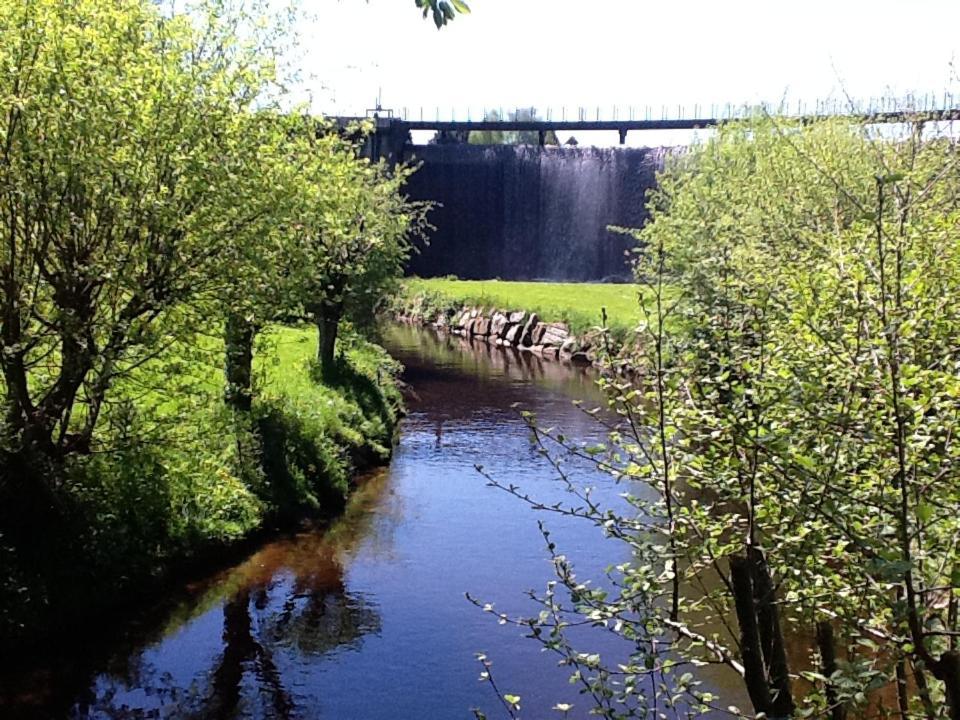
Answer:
[1,324,746,719]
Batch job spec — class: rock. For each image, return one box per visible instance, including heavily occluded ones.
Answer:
[531,323,548,345]
[580,329,602,350]
[540,323,570,347]
[429,308,579,365]
[571,351,592,366]
[490,312,509,338]
[474,318,491,336]
[519,313,539,347]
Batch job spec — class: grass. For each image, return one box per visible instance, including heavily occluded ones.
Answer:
[250,325,401,517]
[1,323,401,643]
[403,278,653,335]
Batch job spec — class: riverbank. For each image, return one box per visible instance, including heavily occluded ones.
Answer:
[395,278,653,366]
[0,325,402,651]
[402,278,646,336]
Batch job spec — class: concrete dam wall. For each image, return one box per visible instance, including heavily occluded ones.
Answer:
[403,143,669,282]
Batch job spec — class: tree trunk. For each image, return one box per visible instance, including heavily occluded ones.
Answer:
[730,555,774,713]
[816,620,845,720]
[935,651,960,720]
[224,313,255,412]
[316,303,342,379]
[731,552,795,718]
[749,547,795,717]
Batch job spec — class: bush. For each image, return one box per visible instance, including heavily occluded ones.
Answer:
[0,326,401,644]
[475,116,960,718]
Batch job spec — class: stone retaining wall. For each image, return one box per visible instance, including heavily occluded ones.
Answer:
[399,304,599,367]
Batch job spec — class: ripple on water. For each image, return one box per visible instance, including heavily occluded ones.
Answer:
[2,324,747,720]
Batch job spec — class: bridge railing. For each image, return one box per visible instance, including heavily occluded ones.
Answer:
[390,94,959,124]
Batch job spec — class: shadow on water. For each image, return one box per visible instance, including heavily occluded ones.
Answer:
[1,324,750,719]
[1,468,394,719]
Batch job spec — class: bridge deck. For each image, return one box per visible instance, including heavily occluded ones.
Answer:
[339,108,960,134]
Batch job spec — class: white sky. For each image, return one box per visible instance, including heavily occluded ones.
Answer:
[289,0,960,146]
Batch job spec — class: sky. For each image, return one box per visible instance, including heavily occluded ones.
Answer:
[288,0,960,146]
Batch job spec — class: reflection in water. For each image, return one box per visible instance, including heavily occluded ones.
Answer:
[65,472,393,720]
[208,589,291,720]
[1,324,749,719]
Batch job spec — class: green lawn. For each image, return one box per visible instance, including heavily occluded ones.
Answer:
[403,278,651,335]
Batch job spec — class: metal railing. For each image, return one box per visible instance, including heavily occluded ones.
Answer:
[391,93,960,125]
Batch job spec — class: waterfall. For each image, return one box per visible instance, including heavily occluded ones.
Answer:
[403,143,670,281]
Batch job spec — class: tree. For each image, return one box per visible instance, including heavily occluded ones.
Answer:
[475,115,960,718]
[468,108,560,146]
[218,115,427,404]
[218,112,332,413]
[0,0,290,470]
[280,128,430,376]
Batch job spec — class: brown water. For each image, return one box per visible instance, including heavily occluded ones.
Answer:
[1,324,747,719]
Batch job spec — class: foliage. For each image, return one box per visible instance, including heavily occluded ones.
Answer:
[0,0,291,464]
[0,0,417,644]
[280,132,430,373]
[469,108,560,146]
[416,0,471,29]
[218,113,425,403]
[474,116,960,718]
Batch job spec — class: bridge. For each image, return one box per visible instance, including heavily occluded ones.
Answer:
[342,95,960,161]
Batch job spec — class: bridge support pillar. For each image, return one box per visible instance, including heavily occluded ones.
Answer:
[360,117,411,167]
[619,128,628,145]
[538,130,546,147]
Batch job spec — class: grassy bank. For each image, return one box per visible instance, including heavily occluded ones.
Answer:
[402,278,647,336]
[0,325,401,645]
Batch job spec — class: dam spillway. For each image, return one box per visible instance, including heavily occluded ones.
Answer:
[402,143,670,282]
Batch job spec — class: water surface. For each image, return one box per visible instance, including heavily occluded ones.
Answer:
[2,324,745,719]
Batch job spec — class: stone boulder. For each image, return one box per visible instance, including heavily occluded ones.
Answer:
[508,310,526,325]
[474,318,491,336]
[519,313,540,347]
[570,351,592,366]
[539,323,570,347]
[530,323,545,345]
[504,324,523,345]
[490,312,509,338]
